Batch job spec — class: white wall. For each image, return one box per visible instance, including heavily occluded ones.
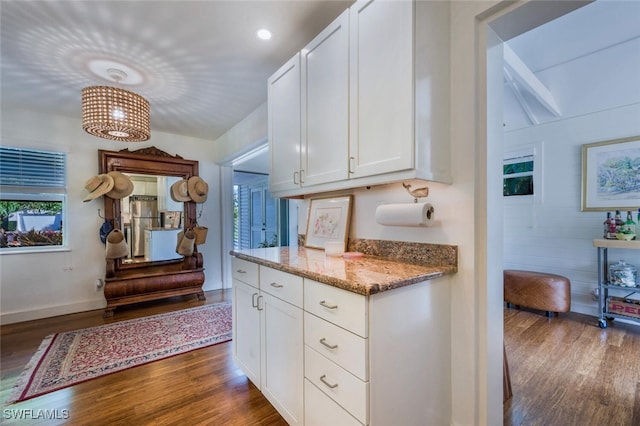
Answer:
[0,108,223,324]
[504,103,640,316]
[223,3,501,424]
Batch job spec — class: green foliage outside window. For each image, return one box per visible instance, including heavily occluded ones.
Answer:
[0,200,64,248]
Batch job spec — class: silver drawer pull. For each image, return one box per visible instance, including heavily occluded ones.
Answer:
[319,374,338,389]
[270,282,284,288]
[257,295,264,311]
[319,300,338,310]
[320,338,338,349]
[236,269,246,274]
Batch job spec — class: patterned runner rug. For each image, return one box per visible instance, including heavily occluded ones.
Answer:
[7,302,232,404]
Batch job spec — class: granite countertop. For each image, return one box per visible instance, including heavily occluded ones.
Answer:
[230,245,457,296]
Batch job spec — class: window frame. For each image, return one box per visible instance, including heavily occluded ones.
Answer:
[503,141,544,205]
[0,147,69,254]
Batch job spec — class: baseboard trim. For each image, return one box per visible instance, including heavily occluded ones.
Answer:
[1,299,106,325]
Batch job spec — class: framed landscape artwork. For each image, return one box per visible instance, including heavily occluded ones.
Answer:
[581,136,640,211]
[305,195,353,250]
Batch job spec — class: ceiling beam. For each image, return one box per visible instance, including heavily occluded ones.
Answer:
[503,67,539,125]
[503,43,562,117]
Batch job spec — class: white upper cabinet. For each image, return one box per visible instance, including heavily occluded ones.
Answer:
[268,53,301,193]
[269,0,451,198]
[301,9,350,187]
[349,0,413,178]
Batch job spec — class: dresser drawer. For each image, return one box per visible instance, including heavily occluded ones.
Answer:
[305,379,363,426]
[305,346,369,425]
[232,257,259,286]
[304,279,368,337]
[304,312,368,381]
[260,266,303,308]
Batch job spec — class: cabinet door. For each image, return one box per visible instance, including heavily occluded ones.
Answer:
[232,279,261,388]
[349,0,413,178]
[260,292,304,425]
[301,9,349,187]
[268,53,302,193]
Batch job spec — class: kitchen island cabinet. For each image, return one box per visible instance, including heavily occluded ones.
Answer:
[231,246,454,425]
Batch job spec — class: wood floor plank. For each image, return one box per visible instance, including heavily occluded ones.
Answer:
[5,293,640,424]
[505,307,640,426]
[1,290,287,425]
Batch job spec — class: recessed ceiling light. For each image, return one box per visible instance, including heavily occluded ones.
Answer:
[256,29,272,41]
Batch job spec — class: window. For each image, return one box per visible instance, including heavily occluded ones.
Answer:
[0,146,67,252]
[233,171,284,250]
[503,141,543,204]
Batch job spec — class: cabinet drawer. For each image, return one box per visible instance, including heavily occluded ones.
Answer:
[260,267,303,308]
[304,312,368,381]
[304,279,368,337]
[232,257,259,286]
[305,346,369,425]
[305,379,363,426]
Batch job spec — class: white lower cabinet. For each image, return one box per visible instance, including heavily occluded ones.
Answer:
[260,291,303,425]
[232,278,261,387]
[233,257,451,425]
[304,379,362,426]
[231,258,304,425]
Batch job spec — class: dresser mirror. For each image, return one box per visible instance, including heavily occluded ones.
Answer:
[99,146,199,271]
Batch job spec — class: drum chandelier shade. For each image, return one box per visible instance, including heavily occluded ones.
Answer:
[82,85,150,142]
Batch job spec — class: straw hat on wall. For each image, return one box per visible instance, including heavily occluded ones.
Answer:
[105,229,129,259]
[83,174,114,202]
[187,176,208,203]
[176,228,196,256]
[105,171,134,199]
[170,179,191,202]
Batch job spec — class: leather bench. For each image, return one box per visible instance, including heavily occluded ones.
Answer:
[504,270,571,317]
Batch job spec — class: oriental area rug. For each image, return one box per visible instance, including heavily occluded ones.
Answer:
[7,302,232,404]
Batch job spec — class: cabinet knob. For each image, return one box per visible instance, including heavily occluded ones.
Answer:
[270,282,284,288]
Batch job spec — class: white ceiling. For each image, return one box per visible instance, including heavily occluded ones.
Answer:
[502,0,640,130]
[1,0,638,144]
[0,0,353,142]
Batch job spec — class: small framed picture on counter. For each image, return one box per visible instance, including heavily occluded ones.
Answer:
[305,195,352,250]
[582,135,640,211]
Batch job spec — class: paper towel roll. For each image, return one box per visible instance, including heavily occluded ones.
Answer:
[375,202,435,227]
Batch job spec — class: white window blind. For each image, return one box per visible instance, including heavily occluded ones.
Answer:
[0,146,66,190]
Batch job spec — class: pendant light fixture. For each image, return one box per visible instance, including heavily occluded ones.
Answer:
[82,68,150,142]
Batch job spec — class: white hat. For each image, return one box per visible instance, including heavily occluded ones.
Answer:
[105,229,129,259]
[105,171,134,199]
[170,179,191,202]
[187,176,208,203]
[83,174,114,202]
[176,228,195,256]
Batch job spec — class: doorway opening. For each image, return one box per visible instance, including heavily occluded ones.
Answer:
[229,144,293,250]
[233,171,287,249]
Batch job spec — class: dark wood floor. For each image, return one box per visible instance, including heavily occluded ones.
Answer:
[504,306,640,426]
[4,293,640,425]
[0,290,286,425]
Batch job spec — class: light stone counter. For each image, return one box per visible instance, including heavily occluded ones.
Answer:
[230,240,457,296]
